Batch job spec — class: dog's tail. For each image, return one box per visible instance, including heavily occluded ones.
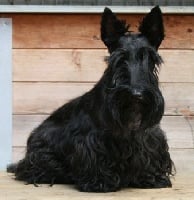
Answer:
[7,163,18,173]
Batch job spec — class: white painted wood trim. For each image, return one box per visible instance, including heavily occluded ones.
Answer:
[0,18,12,170]
[0,5,193,14]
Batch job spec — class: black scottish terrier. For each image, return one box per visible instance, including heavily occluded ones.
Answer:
[7,6,174,192]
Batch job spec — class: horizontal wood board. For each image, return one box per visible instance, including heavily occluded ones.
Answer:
[13,49,194,83]
[13,82,194,115]
[1,14,194,49]
[13,115,194,149]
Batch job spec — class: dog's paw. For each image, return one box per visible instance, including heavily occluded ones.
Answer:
[77,182,120,193]
[154,175,172,188]
[131,175,172,189]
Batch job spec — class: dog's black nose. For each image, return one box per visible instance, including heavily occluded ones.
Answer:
[131,89,143,101]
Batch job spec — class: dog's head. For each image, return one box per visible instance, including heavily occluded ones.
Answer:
[101,6,165,131]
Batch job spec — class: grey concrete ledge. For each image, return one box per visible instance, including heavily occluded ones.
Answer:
[0,5,194,14]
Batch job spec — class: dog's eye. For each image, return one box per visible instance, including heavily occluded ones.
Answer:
[137,47,161,72]
[112,78,117,87]
[112,76,123,88]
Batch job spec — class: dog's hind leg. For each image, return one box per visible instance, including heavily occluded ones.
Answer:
[8,151,73,186]
[7,163,18,173]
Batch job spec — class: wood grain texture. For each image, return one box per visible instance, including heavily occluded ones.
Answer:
[160,83,194,115]
[13,49,194,83]
[13,82,92,114]
[13,115,46,147]
[170,149,194,172]
[160,50,194,83]
[13,82,194,115]
[13,115,194,149]
[1,172,194,200]
[13,49,107,82]
[2,14,194,49]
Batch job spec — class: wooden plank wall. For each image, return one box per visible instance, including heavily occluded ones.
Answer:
[1,13,194,172]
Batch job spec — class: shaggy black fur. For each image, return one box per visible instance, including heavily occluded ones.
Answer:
[7,6,174,192]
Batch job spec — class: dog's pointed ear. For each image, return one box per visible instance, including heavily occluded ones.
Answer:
[101,7,129,53]
[139,6,164,49]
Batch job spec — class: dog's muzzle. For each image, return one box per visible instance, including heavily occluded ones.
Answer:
[106,85,163,130]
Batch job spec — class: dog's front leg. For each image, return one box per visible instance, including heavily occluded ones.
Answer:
[77,174,121,193]
[70,134,121,192]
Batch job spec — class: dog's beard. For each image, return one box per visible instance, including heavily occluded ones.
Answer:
[106,86,164,131]
[127,102,143,131]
